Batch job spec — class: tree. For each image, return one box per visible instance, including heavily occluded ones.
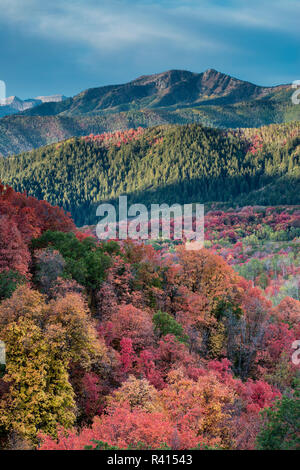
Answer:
[33,248,65,295]
[96,255,143,321]
[160,369,236,449]
[272,296,300,327]
[153,335,193,379]
[31,231,110,296]
[0,270,25,301]
[227,286,271,379]
[256,382,300,450]
[46,292,105,369]
[153,311,188,344]
[0,285,45,330]
[107,375,161,413]
[0,216,30,277]
[119,338,136,374]
[107,304,155,352]
[0,317,76,443]
[0,286,111,442]
[176,247,243,316]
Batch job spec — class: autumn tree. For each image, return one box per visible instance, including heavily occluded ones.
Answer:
[106,375,161,413]
[0,286,112,442]
[0,216,30,277]
[106,304,155,352]
[39,403,199,450]
[0,317,76,443]
[159,368,237,449]
[272,296,300,327]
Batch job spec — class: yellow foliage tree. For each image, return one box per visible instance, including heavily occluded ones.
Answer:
[0,286,112,443]
[107,375,162,413]
[0,317,76,443]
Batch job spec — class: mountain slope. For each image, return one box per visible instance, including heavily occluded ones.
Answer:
[0,122,299,226]
[23,69,288,117]
[0,90,299,157]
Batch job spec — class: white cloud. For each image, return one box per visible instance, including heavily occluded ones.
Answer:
[0,0,222,52]
[0,0,298,75]
[170,0,300,33]
[4,0,297,55]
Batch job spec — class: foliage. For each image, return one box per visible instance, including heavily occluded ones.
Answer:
[0,285,109,442]
[256,382,300,450]
[0,316,76,443]
[31,230,111,295]
[0,270,25,301]
[0,183,299,450]
[153,311,189,344]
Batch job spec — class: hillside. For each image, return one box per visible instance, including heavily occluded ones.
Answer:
[0,69,298,157]
[22,69,288,117]
[0,122,299,226]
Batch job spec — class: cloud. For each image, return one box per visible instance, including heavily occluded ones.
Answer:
[172,0,300,33]
[0,0,217,52]
[1,0,298,57]
[0,0,298,95]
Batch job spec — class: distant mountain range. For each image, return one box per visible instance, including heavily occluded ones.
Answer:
[0,69,299,157]
[0,94,67,118]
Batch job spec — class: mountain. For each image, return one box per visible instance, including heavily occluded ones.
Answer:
[22,69,288,117]
[0,94,67,118]
[0,69,298,157]
[0,122,299,226]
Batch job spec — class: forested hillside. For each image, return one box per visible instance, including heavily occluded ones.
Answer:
[0,122,299,226]
[0,184,299,450]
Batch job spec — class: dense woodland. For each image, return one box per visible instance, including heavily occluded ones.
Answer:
[0,122,299,226]
[0,183,299,450]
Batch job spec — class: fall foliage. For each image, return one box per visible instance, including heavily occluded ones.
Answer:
[0,183,299,450]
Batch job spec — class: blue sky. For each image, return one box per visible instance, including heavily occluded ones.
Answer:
[0,0,299,99]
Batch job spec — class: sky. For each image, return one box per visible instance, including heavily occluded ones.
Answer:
[0,0,299,99]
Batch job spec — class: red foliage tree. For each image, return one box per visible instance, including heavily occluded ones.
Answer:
[0,216,30,276]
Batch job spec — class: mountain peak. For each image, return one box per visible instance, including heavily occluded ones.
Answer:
[132,69,196,87]
[19,68,290,119]
[3,95,22,105]
[203,68,219,75]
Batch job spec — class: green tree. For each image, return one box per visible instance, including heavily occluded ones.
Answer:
[256,382,300,450]
[153,311,188,344]
[0,270,25,301]
[31,231,111,294]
